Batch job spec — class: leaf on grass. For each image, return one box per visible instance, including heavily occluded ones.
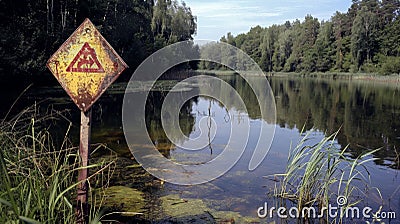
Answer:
[19,216,41,224]
[0,197,12,207]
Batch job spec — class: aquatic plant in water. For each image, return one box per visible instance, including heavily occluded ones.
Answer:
[273,128,381,223]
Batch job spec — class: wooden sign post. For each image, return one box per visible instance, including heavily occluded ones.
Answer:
[46,18,128,223]
[76,109,91,221]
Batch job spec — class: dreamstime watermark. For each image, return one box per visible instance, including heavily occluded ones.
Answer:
[257,196,396,220]
[122,40,276,185]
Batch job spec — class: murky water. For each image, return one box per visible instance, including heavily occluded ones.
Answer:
[4,75,400,223]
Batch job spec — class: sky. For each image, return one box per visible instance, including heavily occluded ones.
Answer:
[184,0,352,41]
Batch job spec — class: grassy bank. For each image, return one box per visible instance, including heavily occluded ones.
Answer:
[194,69,238,76]
[0,105,118,223]
[269,72,400,83]
[194,69,400,83]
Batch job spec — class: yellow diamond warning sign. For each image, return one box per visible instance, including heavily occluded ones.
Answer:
[46,18,128,111]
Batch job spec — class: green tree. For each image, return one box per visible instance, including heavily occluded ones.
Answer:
[238,26,265,66]
[272,26,293,72]
[260,25,279,72]
[379,8,400,57]
[381,56,400,74]
[314,21,336,72]
[351,6,379,70]
[0,0,197,79]
[286,16,319,72]
[204,0,400,74]
[379,0,400,26]
[332,12,347,71]
[152,0,197,46]
[284,20,301,72]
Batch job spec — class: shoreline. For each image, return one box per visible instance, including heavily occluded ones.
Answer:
[194,70,400,83]
[270,72,400,83]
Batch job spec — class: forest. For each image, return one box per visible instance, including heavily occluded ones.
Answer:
[201,0,400,75]
[2,0,400,82]
[0,0,197,81]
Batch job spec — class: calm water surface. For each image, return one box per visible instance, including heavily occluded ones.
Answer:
[5,75,400,222]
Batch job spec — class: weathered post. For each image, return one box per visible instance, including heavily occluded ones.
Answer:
[76,109,92,223]
[46,18,127,223]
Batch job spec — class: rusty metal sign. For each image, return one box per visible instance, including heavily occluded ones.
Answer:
[47,18,128,111]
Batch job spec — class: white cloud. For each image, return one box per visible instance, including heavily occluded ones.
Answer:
[189,1,285,19]
[198,25,219,28]
[184,0,352,40]
[205,12,282,18]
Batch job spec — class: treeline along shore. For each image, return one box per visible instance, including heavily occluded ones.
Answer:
[1,0,400,89]
[199,0,400,77]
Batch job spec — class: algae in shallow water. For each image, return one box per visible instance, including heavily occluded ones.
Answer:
[161,194,210,217]
[160,194,262,223]
[97,186,145,215]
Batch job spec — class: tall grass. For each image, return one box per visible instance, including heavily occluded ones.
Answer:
[274,128,380,223]
[0,105,117,223]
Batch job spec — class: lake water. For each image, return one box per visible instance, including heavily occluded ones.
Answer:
[5,75,400,223]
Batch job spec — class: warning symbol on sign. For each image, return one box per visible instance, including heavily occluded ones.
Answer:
[66,42,105,73]
[46,18,127,112]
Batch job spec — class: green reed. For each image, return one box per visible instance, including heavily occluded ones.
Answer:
[274,128,380,223]
[0,105,118,223]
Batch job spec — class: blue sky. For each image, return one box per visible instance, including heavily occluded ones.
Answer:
[184,0,352,40]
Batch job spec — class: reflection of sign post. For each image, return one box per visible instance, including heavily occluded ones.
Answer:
[47,18,127,223]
